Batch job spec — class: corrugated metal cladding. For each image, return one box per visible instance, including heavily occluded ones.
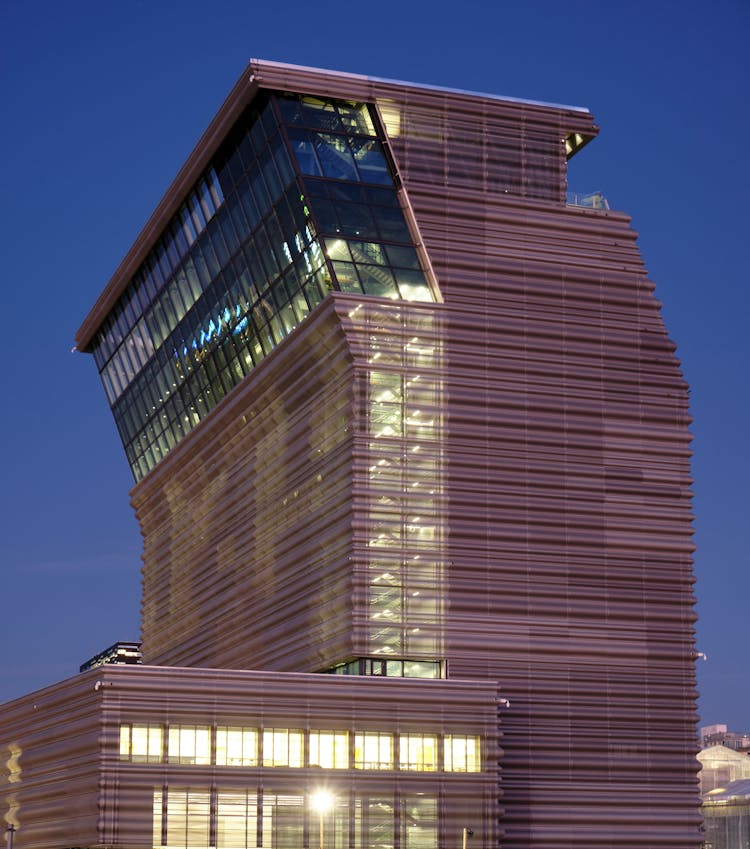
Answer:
[2,62,699,849]
[381,80,699,849]
[136,296,449,672]
[136,62,698,847]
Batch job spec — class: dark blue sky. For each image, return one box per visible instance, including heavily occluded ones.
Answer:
[1,0,747,729]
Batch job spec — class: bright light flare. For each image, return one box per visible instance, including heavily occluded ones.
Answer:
[310,790,334,813]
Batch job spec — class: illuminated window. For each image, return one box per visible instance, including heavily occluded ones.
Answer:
[401,795,437,849]
[120,723,163,762]
[101,88,440,483]
[354,796,395,849]
[262,793,305,848]
[399,734,437,771]
[159,787,210,848]
[167,725,211,765]
[309,730,349,769]
[216,790,258,849]
[153,789,163,848]
[403,660,440,679]
[443,735,481,772]
[262,728,304,767]
[215,726,258,766]
[153,786,440,848]
[354,732,394,769]
[326,657,442,679]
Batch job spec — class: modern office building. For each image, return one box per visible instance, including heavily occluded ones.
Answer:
[1,60,700,848]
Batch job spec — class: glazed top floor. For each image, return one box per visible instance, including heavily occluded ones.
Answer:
[75,58,598,352]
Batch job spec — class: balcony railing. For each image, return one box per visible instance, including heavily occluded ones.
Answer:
[567,190,610,210]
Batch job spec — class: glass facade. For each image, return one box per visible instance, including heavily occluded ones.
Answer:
[363,308,443,660]
[92,92,436,481]
[326,658,442,678]
[153,788,438,849]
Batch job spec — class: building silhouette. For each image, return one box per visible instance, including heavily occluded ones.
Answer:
[1,60,700,849]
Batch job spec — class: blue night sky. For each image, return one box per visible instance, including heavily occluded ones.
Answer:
[1,1,747,730]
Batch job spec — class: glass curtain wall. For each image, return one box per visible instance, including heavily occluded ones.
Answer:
[92,91,436,482]
[153,788,439,849]
[364,309,443,662]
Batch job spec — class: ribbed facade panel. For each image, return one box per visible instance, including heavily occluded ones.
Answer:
[134,302,358,670]
[0,674,102,847]
[385,88,698,846]
[135,295,449,671]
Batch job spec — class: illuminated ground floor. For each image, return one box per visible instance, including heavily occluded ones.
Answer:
[0,665,501,849]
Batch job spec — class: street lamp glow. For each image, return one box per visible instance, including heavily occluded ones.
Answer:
[310,790,334,813]
[311,790,334,849]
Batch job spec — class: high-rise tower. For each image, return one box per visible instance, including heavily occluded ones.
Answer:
[2,60,700,849]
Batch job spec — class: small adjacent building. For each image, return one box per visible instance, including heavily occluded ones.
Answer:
[699,744,750,849]
[1,666,499,848]
[699,745,750,795]
[701,780,750,849]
